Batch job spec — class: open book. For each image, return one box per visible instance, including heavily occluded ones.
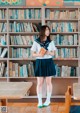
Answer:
[39,47,47,56]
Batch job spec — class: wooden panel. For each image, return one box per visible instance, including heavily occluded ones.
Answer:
[9,78,78,96]
[0,82,32,99]
[73,83,80,100]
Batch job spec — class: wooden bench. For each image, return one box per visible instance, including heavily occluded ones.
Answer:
[0,82,32,107]
[65,83,80,113]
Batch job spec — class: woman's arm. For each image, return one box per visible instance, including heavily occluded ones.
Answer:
[32,51,43,57]
[46,50,56,56]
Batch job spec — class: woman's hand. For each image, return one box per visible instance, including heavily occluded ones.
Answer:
[46,50,55,56]
[32,52,43,57]
[37,53,43,57]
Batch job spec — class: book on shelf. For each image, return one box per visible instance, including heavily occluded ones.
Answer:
[55,64,61,77]
[55,64,77,77]
[0,48,8,58]
[9,61,34,77]
[45,9,78,19]
[39,47,47,56]
[47,21,78,32]
[61,66,77,77]
[9,22,41,32]
[51,34,78,45]
[9,9,41,19]
[54,48,77,58]
[10,35,37,45]
[11,48,31,58]
[4,67,8,77]
[0,34,7,45]
[0,9,7,19]
[0,62,7,77]
[0,23,7,32]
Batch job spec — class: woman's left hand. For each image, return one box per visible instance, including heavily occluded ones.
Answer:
[46,51,51,55]
[46,51,55,56]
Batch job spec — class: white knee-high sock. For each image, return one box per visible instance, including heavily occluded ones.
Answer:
[43,92,51,106]
[37,93,42,106]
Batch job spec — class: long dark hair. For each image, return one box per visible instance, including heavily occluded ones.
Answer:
[39,25,51,42]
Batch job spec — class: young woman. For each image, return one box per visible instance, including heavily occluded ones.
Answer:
[31,25,57,108]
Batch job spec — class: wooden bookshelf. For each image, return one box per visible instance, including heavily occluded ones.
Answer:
[0,6,80,100]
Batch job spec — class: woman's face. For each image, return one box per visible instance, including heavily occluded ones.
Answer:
[45,27,50,37]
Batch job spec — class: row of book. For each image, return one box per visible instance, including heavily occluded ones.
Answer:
[0,23,7,32]
[0,22,78,33]
[0,35,7,45]
[9,61,34,77]
[45,9,78,19]
[10,35,37,45]
[47,21,78,32]
[9,9,41,19]
[9,22,41,32]
[0,9,7,19]
[0,48,8,58]
[11,48,31,58]
[56,48,77,58]
[0,34,78,46]
[11,47,77,58]
[0,62,7,77]
[55,65,78,77]
[0,9,79,20]
[8,61,78,77]
[51,34,78,45]
[0,62,78,77]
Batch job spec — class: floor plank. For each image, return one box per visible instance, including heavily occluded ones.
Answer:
[7,102,65,113]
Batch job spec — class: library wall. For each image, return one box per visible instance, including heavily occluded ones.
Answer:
[0,0,80,101]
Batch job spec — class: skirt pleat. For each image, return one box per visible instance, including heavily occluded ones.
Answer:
[35,58,56,77]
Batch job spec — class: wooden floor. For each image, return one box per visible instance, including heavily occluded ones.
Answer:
[1,102,80,113]
[7,102,65,113]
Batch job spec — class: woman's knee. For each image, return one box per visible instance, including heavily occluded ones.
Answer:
[46,77,52,86]
[37,78,44,87]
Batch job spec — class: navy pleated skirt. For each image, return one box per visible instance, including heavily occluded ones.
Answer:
[35,58,56,77]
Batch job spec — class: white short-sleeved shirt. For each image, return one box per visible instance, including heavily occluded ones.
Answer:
[31,39,57,59]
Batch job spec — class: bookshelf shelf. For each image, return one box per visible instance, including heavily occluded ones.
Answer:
[0,19,7,22]
[56,45,78,48]
[9,58,35,61]
[0,32,7,35]
[8,76,79,79]
[51,32,78,34]
[8,58,78,61]
[9,45,79,48]
[0,77,7,81]
[54,58,78,61]
[9,32,39,35]
[45,19,78,22]
[0,45,8,47]
[9,19,41,22]
[0,58,8,61]
[9,32,78,34]
[8,6,42,9]
[9,45,32,47]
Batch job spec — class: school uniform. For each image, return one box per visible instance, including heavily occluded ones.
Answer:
[31,37,57,77]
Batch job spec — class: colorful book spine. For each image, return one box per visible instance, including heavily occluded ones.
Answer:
[9,9,41,19]
[9,62,35,77]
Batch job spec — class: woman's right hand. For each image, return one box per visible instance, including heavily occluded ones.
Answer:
[37,53,43,57]
[32,52,43,57]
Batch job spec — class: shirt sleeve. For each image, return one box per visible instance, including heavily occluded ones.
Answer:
[31,41,37,52]
[49,41,57,51]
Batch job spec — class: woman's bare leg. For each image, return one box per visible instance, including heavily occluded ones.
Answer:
[37,77,44,107]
